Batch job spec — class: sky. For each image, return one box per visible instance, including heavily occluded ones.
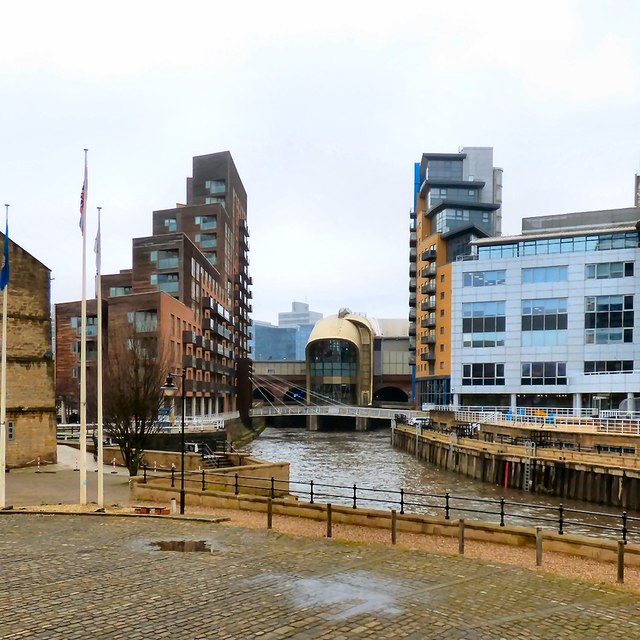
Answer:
[0,1,639,325]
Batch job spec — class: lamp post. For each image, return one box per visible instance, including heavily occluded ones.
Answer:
[162,369,186,514]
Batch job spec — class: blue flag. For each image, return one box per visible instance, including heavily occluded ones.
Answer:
[0,215,9,290]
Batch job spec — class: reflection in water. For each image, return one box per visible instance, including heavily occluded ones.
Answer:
[243,427,636,539]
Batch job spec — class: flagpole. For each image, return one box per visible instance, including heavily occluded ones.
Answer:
[0,204,8,509]
[96,206,104,508]
[79,150,88,505]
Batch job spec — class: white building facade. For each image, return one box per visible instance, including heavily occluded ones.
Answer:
[451,207,640,413]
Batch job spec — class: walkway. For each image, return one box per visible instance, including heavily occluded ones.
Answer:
[1,513,639,639]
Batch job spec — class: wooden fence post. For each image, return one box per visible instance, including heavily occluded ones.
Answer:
[267,498,273,530]
[535,527,543,567]
[391,510,397,545]
[327,503,332,539]
[458,519,465,555]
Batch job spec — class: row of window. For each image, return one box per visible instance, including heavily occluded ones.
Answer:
[463,262,634,287]
[462,360,636,385]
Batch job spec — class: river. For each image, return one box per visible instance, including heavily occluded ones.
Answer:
[242,426,638,540]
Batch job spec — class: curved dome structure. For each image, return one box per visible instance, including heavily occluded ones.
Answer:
[306,313,375,406]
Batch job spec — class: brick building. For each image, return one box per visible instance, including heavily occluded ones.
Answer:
[2,233,56,466]
[55,151,251,419]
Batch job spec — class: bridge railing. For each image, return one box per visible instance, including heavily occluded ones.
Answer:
[249,405,425,420]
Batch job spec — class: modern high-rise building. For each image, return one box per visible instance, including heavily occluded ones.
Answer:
[451,205,640,413]
[55,151,251,418]
[278,301,323,327]
[250,301,322,361]
[409,147,503,407]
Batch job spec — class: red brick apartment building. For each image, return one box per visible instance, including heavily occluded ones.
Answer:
[55,151,252,421]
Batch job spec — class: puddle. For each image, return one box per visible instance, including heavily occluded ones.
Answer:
[150,540,213,553]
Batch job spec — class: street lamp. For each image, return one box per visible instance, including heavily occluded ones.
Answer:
[161,369,186,514]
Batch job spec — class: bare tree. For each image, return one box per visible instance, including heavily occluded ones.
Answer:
[103,330,167,476]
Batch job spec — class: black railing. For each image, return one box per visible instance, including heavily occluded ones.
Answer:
[140,468,640,543]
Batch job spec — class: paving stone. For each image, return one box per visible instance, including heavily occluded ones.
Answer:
[0,514,639,638]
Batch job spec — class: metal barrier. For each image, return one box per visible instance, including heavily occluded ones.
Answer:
[141,468,640,543]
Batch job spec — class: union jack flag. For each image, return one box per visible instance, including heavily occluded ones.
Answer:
[79,153,88,234]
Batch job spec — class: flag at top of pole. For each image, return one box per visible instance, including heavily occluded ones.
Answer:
[79,149,88,235]
[0,205,9,291]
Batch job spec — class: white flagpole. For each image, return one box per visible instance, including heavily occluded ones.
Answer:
[0,204,8,509]
[79,150,88,504]
[96,206,104,507]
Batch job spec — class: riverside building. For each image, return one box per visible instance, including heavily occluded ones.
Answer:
[410,146,503,407]
[55,151,251,419]
[410,149,640,413]
[452,206,640,414]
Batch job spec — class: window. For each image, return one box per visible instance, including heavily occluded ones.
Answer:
[478,232,640,260]
[157,249,179,269]
[109,286,132,297]
[585,361,633,374]
[7,421,14,441]
[522,266,568,283]
[585,262,634,279]
[71,315,97,338]
[463,270,506,287]
[521,298,567,347]
[462,363,505,386]
[163,218,177,232]
[133,311,158,333]
[199,215,217,230]
[203,251,217,266]
[521,362,567,385]
[462,301,505,348]
[585,295,633,344]
[196,233,217,249]
[205,180,225,194]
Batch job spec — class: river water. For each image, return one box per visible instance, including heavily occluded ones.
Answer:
[243,426,638,540]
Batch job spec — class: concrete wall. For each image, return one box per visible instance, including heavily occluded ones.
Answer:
[392,424,640,510]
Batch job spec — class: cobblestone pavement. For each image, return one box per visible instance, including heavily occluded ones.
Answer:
[1,514,640,639]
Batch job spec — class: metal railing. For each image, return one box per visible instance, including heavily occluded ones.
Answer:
[140,468,640,543]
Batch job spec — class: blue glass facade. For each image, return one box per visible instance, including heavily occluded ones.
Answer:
[252,322,317,361]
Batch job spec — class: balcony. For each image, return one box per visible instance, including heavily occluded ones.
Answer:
[409,338,416,351]
[420,282,436,295]
[409,277,416,292]
[420,298,436,312]
[421,264,436,278]
[409,292,416,305]
[421,249,437,262]
[410,210,417,220]
[409,322,416,336]
[409,248,417,261]
[409,263,417,277]
[420,350,436,362]
[409,231,417,247]
[182,330,196,344]
[182,354,197,369]
[409,309,416,321]
[421,335,436,344]
[421,316,437,328]
[408,354,416,366]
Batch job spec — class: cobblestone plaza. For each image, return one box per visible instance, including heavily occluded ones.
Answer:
[1,513,640,639]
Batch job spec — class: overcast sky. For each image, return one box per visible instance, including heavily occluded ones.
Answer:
[1,1,638,325]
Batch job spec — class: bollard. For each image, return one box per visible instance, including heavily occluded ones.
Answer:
[617,540,625,584]
[458,519,465,555]
[267,498,273,530]
[170,498,177,514]
[391,510,397,545]
[535,527,543,567]
[326,503,332,539]
[36,457,41,474]
[171,464,175,488]
[111,458,117,474]
[154,461,157,473]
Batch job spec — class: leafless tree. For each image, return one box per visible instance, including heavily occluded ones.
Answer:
[103,330,167,476]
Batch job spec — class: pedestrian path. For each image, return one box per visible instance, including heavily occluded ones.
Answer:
[0,513,638,639]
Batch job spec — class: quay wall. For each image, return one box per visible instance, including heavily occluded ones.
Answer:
[391,425,640,510]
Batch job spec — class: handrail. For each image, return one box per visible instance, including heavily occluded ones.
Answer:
[140,468,639,543]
